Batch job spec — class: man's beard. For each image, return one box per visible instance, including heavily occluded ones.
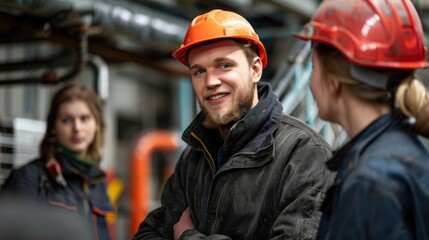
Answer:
[201,84,255,129]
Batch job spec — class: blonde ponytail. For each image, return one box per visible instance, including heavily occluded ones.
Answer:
[396,78,429,137]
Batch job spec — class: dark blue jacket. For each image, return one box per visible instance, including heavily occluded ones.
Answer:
[134,82,335,239]
[317,112,429,240]
[1,152,114,240]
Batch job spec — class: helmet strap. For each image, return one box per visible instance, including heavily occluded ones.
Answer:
[350,64,389,90]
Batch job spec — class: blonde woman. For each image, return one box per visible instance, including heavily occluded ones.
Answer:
[296,0,429,239]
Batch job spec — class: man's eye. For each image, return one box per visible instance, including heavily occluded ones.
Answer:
[193,69,205,77]
[219,63,231,70]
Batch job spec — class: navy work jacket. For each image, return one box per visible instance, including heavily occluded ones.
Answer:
[1,152,114,240]
[317,111,429,240]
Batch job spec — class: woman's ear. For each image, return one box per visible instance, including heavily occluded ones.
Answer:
[251,57,263,83]
[327,73,342,97]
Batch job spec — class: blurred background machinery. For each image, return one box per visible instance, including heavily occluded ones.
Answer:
[0,0,428,239]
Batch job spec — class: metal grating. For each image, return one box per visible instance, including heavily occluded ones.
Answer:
[0,118,45,189]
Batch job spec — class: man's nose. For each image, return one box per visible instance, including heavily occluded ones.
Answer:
[206,72,221,88]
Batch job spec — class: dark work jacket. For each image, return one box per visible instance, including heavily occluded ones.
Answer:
[1,152,114,240]
[134,82,335,240]
[316,112,429,240]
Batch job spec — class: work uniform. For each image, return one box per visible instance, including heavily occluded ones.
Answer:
[1,146,114,240]
[317,112,429,240]
[134,82,335,239]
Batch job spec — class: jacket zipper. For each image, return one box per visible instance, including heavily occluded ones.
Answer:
[190,131,218,230]
[191,132,216,174]
[82,180,90,216]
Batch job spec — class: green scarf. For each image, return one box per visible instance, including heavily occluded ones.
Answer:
[55,143,97,167]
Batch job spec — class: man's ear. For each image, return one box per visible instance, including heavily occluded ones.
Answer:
[251,57,263,83]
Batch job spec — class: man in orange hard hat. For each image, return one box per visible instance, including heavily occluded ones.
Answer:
[133,9,335,240]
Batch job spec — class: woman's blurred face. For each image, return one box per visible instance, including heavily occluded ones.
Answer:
[54,100,97,157]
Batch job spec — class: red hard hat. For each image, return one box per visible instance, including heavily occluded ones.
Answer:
[295,0,428,69]
[172,9,268,68]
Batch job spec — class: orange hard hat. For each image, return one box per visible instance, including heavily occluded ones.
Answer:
[295,0,428,69]
[172,9,268,68]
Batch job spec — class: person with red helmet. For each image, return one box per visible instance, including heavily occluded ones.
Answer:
[133,9,335,239]
[296,0,429,239]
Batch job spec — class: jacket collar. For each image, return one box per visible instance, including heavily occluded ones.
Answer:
[183,82,283,159]
[55,151,105,180]
[327,111,404,180]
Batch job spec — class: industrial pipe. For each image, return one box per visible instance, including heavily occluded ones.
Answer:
[0,23,88,85]
[130,130,179,237]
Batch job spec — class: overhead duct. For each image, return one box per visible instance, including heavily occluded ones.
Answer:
[93,0,188,48]
[0,0,191,77]
[0,0,73,15]
[0,0,189,47]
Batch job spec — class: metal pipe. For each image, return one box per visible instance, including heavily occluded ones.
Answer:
[0,1,190,77]
[0,0,73,15]
[0,24,88,86]
[130,131,179,237]
[0,0,188,47]
[87,54,109,101]
[0,54,71,72]
[93,0,187,48]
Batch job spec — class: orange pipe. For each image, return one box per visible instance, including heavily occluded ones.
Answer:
[130,131,179,237]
